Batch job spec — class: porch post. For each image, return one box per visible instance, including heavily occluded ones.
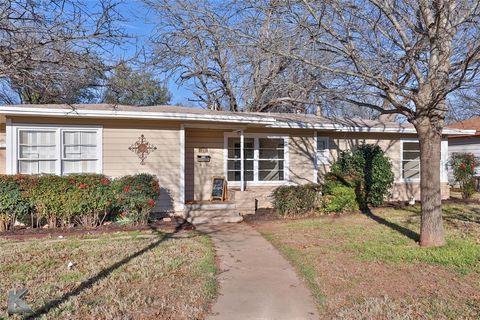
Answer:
[240,129,245,191]
[178,124,185,210]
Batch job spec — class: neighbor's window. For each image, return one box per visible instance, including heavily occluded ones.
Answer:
[402,141,420,179]
[226,136,286,182]
[16,127,101,175]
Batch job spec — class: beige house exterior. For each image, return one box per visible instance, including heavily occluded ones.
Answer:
[0,105,473,216]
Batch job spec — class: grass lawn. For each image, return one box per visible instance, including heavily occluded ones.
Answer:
[252,203,480,319]
[0,229,216,319]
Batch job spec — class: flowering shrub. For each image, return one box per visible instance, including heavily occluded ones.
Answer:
[0,173,161,231]
[450,153,479,199]
[0,175,31,231]
[113,174,160,225]
[64,174,115,227]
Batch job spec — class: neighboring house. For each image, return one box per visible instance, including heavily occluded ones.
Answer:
[447,117,480,180]
[0,105,474,221]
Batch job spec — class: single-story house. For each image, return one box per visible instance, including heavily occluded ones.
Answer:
[0,104,474,222]
[447,117,480,181]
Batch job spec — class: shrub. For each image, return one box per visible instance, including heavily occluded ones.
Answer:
[330,144,394,208]
[65,175,115,227]
[113,174,161,224]
[28,175,71,228]
[449,153,479,199]
[0,175,31,231]
[321,181,359,213]
[271,184,321,216]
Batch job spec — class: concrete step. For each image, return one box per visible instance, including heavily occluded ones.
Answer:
[184,209,242,218]
[188,214,243,225]
[185,202,236,211]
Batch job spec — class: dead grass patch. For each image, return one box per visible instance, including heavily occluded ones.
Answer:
[0,230,216,319]
[253,203,480,319]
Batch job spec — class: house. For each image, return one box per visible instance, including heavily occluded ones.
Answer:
[0,104,473,222]
[447,117,480,183]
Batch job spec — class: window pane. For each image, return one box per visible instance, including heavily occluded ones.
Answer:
[403,169,420,179]
[63,131,97,159]
[259,170,284,181]
[259,138,284,159]
[62,160,97,174]
[259,160,284,181]
[18,160,56,174]
[403,142,420,151]
[20,131,55,146]
[227,170,254,181]
[19,145,56,159]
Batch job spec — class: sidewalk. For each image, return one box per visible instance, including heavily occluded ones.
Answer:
[198,223,318,320]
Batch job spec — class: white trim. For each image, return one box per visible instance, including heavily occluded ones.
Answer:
[224,132,290,187]
[6,118,12,174]
[313,131,318,183]
[178,125,185,210]
[0,106,275,124]
[240,130,245,191]
[9,123,103,175]
[0,106,474,135]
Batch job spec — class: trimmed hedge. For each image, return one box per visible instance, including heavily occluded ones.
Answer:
[321,180,359,213]
[271,184,321,216]
[0,173,160,231]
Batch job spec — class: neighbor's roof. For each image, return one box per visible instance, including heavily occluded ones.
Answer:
[0,104,474,135]
[447,117,480,137]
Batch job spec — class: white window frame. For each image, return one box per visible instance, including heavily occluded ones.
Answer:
[316,135,330,165]
[7,123,103,175]
[399,138,449,183]
[224,132,289,186]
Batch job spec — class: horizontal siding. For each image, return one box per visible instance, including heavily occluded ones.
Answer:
[449,137,480,158]
[8,117,181,212]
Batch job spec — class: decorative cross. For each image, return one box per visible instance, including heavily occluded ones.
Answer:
[128,134,157,165]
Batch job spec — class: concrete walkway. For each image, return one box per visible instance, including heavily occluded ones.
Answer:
[198,223,318,320]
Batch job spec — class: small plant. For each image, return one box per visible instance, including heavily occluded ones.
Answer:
[0,175,31,231]
[321,180,359,213]
[329,144,394,208]
[271,184,321,216]
[113,174,161,224]
[450,153,479,199]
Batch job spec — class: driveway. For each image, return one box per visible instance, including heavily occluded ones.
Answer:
[198,223,318,320]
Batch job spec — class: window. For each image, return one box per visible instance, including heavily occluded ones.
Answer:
[225,134,288,183]
[13,125,102,175]
[402,141,420,180]
[316,136,329,164]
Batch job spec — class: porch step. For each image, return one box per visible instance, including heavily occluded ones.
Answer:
[188,214,243,225]
[185,202,236,211]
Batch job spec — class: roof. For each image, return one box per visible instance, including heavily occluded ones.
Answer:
[447,117,480,138]
[0,104,474,135]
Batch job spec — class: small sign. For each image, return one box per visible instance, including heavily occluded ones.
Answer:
[199,148,209,153]
[211,176,227,201]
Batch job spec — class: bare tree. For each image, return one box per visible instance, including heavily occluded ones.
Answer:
[243,0,480,246]
[0,0,125,104]
[145,0,331,112]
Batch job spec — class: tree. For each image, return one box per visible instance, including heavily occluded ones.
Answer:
[103,62,171,106]
[243,0,480,246]
[145,0,332,112]
[0,0,124,104]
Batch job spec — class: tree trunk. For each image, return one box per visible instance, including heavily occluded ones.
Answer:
[416,120,446,247]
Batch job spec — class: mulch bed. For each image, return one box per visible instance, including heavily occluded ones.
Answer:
[0,218,195,241]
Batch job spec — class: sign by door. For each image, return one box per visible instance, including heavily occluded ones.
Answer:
[211,176,227,201]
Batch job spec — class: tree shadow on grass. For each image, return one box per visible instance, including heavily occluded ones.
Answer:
[363,208,420,242]
[25,221,193,319]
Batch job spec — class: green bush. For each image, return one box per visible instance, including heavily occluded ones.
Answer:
[449,153,479,199]
[271,184,321,216]
[321,181,359,213]
[113,173,161,224]
[64,175,115,227]
[330,144,394,208]
[28,175,71,228]
[0,175,31,231]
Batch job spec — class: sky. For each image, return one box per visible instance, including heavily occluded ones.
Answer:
[114,1,195,106]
